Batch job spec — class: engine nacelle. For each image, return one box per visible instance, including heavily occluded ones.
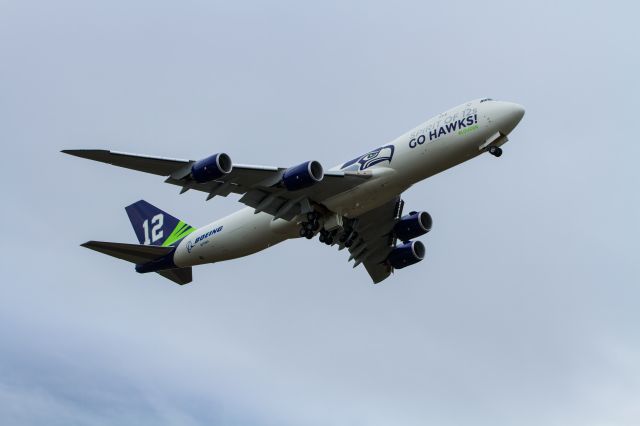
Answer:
[387,240,425,269]
[393,211,432,242]
[282,160,324,191]
[191,153,233,183]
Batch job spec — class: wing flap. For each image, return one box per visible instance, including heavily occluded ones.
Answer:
[363,261,393,284]
[336,197,403,283]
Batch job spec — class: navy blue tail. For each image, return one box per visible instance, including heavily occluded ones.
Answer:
[125,200,196,247]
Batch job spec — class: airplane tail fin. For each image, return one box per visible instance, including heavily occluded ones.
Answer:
[125,200,196,247]
[81,241,192,285]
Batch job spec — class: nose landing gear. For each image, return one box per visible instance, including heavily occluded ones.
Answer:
[488,146,503,157]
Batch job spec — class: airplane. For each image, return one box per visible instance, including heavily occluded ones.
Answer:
[63,98,525,285]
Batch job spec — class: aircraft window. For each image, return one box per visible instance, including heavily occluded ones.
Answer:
[480,98,494,103]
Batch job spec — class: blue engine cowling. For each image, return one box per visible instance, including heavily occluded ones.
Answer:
[191,153,233,183]
[387,240,426,269]
[282,160,324,191]
[393,211,432,242]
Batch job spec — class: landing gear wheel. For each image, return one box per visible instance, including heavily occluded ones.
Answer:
[299,227,307,237]
[325,230,336,245]
[319,233,326,243]
[305,229,314,239]
[488,146,503,157]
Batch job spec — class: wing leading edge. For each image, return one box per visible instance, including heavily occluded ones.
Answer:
[62,149,370,220]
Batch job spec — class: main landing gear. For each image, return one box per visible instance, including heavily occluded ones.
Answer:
[319,229,335,245]
[299,212,358,247]
[488,146,503,157]
[299,211,320,239]
[339,226,358,248]
[318,221,357,247]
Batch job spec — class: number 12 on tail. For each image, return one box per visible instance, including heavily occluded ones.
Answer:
[142,214,164,244]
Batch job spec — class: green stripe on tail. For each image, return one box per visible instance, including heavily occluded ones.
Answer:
[162,220,197,247]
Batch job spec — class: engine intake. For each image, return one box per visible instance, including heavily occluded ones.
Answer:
[282,160,324,191]
[394,211,432,242]
[191,153,233,183]
[387,240,425,269]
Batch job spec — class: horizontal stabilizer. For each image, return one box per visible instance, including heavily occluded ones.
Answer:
[157,268,192,285]
[81,241,192,285]
[81,240,173,263]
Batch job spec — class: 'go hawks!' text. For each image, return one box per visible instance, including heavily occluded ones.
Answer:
[409,114,478,148]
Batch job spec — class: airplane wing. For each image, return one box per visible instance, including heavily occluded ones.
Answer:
[334,197,404,284]
[62,149,371,220]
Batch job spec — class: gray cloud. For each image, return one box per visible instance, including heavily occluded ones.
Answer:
[1,0,638,424]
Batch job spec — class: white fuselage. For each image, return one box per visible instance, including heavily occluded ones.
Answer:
[173,99,525,268]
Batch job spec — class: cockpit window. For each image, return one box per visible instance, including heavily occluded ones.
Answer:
[480,98,494,103]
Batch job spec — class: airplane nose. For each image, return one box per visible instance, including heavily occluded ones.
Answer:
[510,103,525,122]
[499,102,525,134]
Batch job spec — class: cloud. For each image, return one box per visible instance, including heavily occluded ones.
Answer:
[1,0,639,425]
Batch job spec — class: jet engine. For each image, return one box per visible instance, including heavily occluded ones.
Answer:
[282,161,324,191]
[393,211,432,242]
[387,240,425,269]
[191,153,233,183]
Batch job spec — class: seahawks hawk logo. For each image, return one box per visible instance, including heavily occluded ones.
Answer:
[340,145,395,171]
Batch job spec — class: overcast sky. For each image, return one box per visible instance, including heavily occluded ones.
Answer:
[1,1,639,425]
